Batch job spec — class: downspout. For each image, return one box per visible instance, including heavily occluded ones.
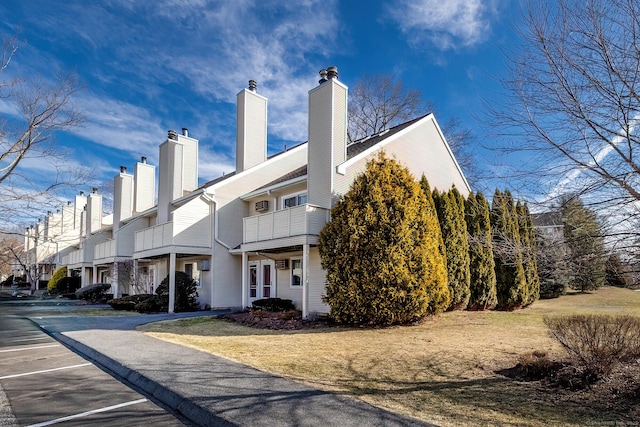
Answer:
[200,192,232,250]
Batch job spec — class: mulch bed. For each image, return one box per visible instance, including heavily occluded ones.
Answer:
[219,309,331,330]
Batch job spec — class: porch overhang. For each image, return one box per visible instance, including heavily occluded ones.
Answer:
[233,235,318,254]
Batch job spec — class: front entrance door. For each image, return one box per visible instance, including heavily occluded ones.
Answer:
[248,260,275,304]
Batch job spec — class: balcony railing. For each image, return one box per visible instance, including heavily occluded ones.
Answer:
[64,248,84,265]
[94,239,116,261]
[243,204,329,244]
[134,222,174,253]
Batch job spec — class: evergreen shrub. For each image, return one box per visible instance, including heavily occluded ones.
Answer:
[75,283,111,302]
[47,267,67,293]
[319,153,449,326]
[107,294,154,311]
[156,271,199,312]
[252,298,295,312]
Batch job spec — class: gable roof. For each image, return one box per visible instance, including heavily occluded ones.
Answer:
[253,116,431,193]
[532,212,563,227]
[346,115,428,158]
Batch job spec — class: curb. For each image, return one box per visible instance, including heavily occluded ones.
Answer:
[40,328,237,427]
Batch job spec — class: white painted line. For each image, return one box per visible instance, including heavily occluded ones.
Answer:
[0,363,91,380]
[0,344,60,353]
[25,398,148,427]
[10,337,50,342]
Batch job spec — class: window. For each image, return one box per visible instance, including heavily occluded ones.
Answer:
[249,264,257,298]
[263,264,271,298]
[184,263,201,287]
[282,192,307,209]
[291,258,302,287]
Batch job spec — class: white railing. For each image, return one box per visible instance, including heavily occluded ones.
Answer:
[94,239,116,261]
[243,204,329,244]
[134,222,174,252]
[63,248,84,265]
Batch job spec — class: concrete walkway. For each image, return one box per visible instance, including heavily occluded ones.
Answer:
[32,312,434,427]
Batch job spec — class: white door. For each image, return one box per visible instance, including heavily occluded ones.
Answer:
[248,260,275,303]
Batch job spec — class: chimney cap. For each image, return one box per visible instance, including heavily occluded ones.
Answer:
[168,130,178,140]
[79,191,84,196]
[120,166,127,173]
[92,187,98,194]
[182,128,188,137]
[248,80,257,91]
[318,69,328,84]
[141,156,147,164]
[326,66,338,80]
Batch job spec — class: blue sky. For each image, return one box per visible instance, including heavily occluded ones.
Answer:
[0,0,521,218]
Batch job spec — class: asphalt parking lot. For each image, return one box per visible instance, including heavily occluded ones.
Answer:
[0,307,186,426]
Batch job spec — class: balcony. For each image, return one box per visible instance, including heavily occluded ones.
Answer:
[134,219,212,254]
[64,247,87,266]
[94,239,116,261]
[243,204,330,244]
[135,222,174,252]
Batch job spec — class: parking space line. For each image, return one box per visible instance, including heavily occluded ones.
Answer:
[11,337,50,342]
[25,398,148,427]
[0,344,60,353]
[0,363,92,380]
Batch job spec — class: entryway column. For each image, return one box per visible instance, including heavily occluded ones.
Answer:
[302,243,309,318]
[241,251,248,308]
[168,252,176,313]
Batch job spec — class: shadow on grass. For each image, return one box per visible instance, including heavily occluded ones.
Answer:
[304,356,635,426]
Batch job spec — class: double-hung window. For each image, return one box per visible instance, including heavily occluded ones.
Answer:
[282,192,307,209]
[291,258,302,287]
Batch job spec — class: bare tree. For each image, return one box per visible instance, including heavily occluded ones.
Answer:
[0,235,22,280]
[348,74,423,142]
[348,73,480,182]
[493,2,640,203]
[0,32,88,230]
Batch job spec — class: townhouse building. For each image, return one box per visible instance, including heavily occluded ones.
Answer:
[22,66,470,317]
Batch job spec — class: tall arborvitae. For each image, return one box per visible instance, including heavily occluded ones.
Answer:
[419,176,450,313]
[491,189,527,310]
[318,153,450,325]
[433,187,470,310]
[465,192,497,310]
[517,202,540,305]
[560,195,607,292]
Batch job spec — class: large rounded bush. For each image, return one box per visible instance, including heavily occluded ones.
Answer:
[47,266,68,293]
[156,271,199,312]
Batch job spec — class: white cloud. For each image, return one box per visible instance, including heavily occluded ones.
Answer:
[388,0,497,50]
[72,93,166,160]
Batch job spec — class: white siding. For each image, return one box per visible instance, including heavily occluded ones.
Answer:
[173,197,212,248]
[308,247,329,314]
[236,88,267,172]
[134,161,155,213]
[308,79,348,209]
[179,133,198,194]
[335,116,470,198]
[113,172,134,230]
